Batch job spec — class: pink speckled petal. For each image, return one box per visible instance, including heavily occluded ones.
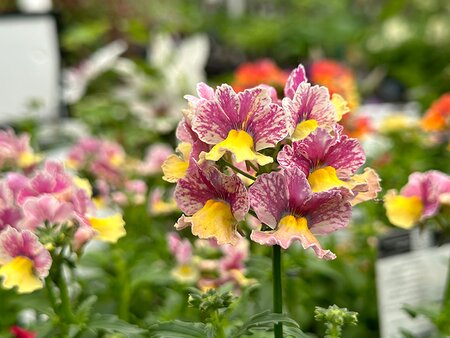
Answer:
[325,134,366,179]
[0,226,51,277]
[282,167,313,210]
[284,64,307,100]
[21,195,74,230]
[248,171,288,228]
[283,83,336,134]
[249,102,289,151]
[192,84,240,144]
[305,189,352,235]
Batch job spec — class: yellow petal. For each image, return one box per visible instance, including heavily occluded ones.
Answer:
[162,154,190,183]
[177,142,192,160]
[18,152,41,168]
[205,130,272,165]
[384,191,423,229]
[171,264,198,283]
[278,215,318,245]
[308,166,349,192]
[0,256,43,293]
[331,94,350,121]
[89,213,126,243]
[109,154,125,167]
[191,199,239,245]
[73,176,93,197]
[292,120,318,140]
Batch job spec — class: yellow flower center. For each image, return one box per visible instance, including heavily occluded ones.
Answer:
[192,199,238,245]
[292,120,318,140]
[384,193,423,229]
[308,166,349,192]
[18,152,41,168]
[205,130,272,165]
[89,213,126,243]
[0,256,43,293]
[278,215,319,246]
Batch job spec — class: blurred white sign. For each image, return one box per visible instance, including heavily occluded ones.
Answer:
[0,14,60,123]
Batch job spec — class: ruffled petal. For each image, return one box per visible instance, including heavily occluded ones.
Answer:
[0,256,43,293]
[251,215,335,259]
[89,213,126,243]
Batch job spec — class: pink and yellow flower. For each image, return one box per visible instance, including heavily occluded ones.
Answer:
[278,127,380,204]
[282,65,339,140]
[192,84,288,165]
[0,129,41,170]
[0,226,51,293]
[384,170,450,229]
[174,162,249,245]
[249,168,352,259]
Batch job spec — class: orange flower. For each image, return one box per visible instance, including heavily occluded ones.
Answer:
[421,93,450,132]
[310,59,360,111]
[233,59,288,92]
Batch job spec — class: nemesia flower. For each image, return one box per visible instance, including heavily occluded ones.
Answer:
[0,226,51,293]
[384,170,450,229]
[232,59,289,93]
[249,168,352,259]
[0,180,23,231]
[0,129,41,170]
[20,195,74,230]
[162,142,193,183]
[282,65,339,140]
[174,162,249,245]
[17,162,73,205]
[167,232,198,283]
[192,84,288,165]
[309,59,360,111]
[420,93,450,132]
[88,213,126,243]
[278,127,380,204]
[66,137,125,185]
[10,325,37,338]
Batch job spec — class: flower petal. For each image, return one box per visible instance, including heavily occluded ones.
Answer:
[0,256,43,293]
[89,214,126,243]
[284,64,307,100]
[384,190,423,229]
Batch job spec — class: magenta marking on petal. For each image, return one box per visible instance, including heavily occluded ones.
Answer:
[248,172,288,228]
[306,189,353,235]
[284,64,307,100]
[282,167,313,211]
[325,134,366,178]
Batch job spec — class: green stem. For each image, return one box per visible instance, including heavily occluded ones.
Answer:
[222,160,256,181]
[58,264,75,323]
[273,245,283,338]
[246,160,259,173]
[45,278,58,312]
[211,311,226,338]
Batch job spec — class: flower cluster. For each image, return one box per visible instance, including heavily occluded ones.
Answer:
[163,63,381,259]
[0,161,126,293]
[167,232,254,291]
[384,170,450,229]
[67,137,147,207]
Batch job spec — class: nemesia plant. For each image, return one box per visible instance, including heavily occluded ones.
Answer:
[0,153,128,335]
[162,63,381,336]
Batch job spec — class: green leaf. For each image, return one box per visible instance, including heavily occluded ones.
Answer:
[75,295,97,324]
[231,310,308,337]
[88,314,145,336]
[148,320,207,338]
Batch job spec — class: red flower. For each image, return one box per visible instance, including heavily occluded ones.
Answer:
[10,326,36,338]
[421,93,450,132]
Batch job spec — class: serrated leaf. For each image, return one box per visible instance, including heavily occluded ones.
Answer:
[88,314,145,336]
[148,320,207,338]
[231,310,306,337]
[75,295,97,324]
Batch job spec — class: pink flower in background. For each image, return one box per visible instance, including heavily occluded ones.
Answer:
[148,188,178,215]
[139,144,173,175]
[0,129,41,170]
[67,137,125,185]
[17,162,73,205]
[168,232,193,265]
[20,195,74,230]
[174,162,249,245]
[0,181,23,231]
[249,168,352,259]
[0,226,51,293]
[385,170,450,229]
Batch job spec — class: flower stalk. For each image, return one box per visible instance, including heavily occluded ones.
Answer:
[273,245,283,338]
